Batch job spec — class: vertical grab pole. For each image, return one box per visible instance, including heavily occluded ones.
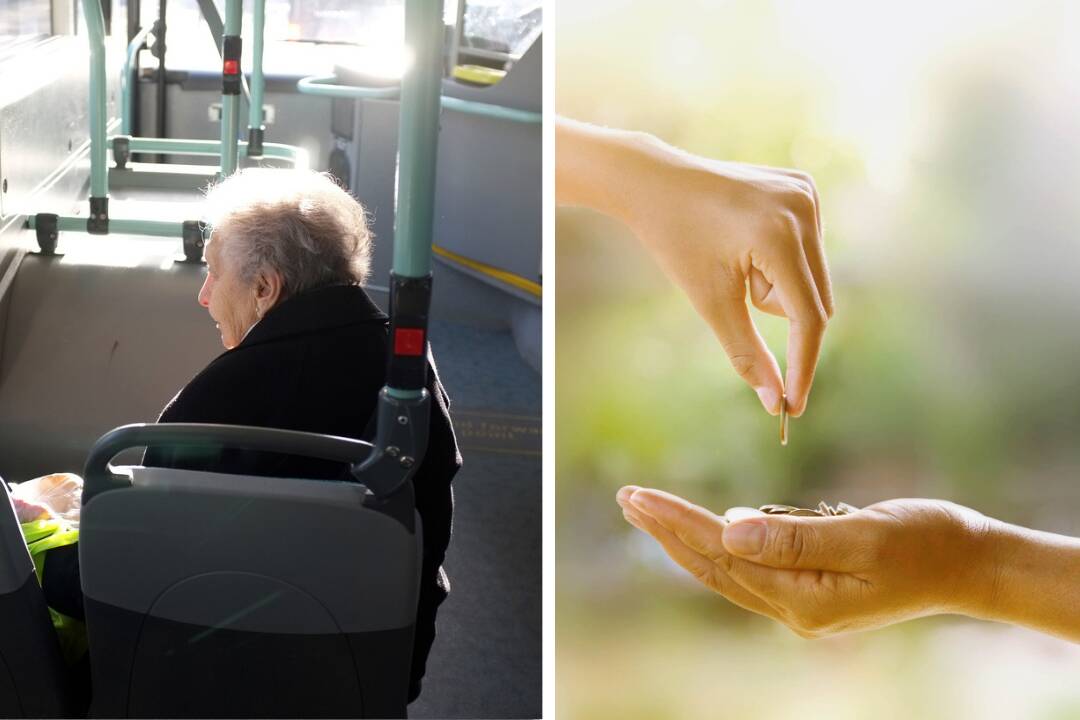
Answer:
[449,0,466,75]
[122,26,153,136]
[386,0,444,400]
[247,0,266,156]
[219,0,243,177]
[155,0,167,162]
[351,0,442,497]
[84,0,109,233]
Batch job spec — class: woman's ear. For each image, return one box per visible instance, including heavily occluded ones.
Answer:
[255,267,284,312]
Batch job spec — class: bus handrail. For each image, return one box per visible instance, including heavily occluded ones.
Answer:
[82,423,377,505]
[296,74,542,124]
[122,25,154,135]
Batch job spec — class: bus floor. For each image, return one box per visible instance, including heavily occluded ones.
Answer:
[410,320,541,719]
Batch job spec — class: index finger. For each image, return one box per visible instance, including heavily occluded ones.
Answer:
[784,310,826,418]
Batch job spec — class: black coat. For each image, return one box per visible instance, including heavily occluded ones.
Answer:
[142,283,460,703]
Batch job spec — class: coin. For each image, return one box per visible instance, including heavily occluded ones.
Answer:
[756,501,861,517]
[780,393,789,446]
[725,506,768,522]
[759,504,799,514]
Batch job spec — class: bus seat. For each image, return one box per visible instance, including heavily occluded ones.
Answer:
[0,254,221,484]
[0,482,76,718]
[79,465,421,718]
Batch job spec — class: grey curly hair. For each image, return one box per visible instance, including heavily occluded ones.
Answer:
[202,168,372,296]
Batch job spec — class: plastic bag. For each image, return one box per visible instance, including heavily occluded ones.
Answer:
[10,473,83,528]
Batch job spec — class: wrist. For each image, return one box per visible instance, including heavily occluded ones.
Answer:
[556,119,708,230]
[963,518,1080,640]
[956,514,1016,620]
[555,120,653,217]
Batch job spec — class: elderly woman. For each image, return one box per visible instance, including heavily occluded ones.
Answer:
[20,168,460,704]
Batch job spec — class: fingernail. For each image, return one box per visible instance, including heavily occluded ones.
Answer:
[616,485,640,507]
[724,520,766,556]
[627,489,655,514]
[757,387,779,415]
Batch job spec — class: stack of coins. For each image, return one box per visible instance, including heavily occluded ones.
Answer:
[758,501,859,517]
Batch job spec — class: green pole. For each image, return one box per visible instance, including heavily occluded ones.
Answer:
[296,75,402,100]
[393,0,444,279]
[249,0,266,132]
[439,96,541,124]
[387,0,444,400]
[109,136,306,164]
[84,0,108,199]
[122,25,153,135]
[219,0,242,177]
[27,215,185,238]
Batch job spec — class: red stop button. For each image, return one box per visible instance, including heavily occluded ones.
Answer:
[394,328,425,356]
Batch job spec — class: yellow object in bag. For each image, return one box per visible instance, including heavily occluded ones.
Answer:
[20,517,87,665]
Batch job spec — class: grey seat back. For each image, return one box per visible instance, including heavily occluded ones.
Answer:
[0,254,222,484]
[0,482,75,718]
[80,465,421,718]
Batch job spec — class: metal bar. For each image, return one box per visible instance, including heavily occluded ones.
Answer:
[83,0,109,198]
[388,0,444,400]
[219,0,242,177]
[26,215,184,237]
[122,25,154,135]
[127,0,143,138]
[394,0,443,279]
[440,96,540,124]
[83,423,374,504]
[295,75,539,124]
[195,0,224,48]
[127,0,141,42]
[249,0,266,131]
[194,0,252,110]
[110,137,225,156]
[107,136,306,163]
[449,0,466,71]
[156,0,167,161]
[219,97,241,166]
[296,75,401,100]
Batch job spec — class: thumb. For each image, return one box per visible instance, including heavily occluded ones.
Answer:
[721,514,870,572]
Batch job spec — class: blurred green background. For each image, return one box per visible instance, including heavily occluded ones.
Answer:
[555,1,1080,718]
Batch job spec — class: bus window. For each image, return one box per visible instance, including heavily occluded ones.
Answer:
[0,0,49,52]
